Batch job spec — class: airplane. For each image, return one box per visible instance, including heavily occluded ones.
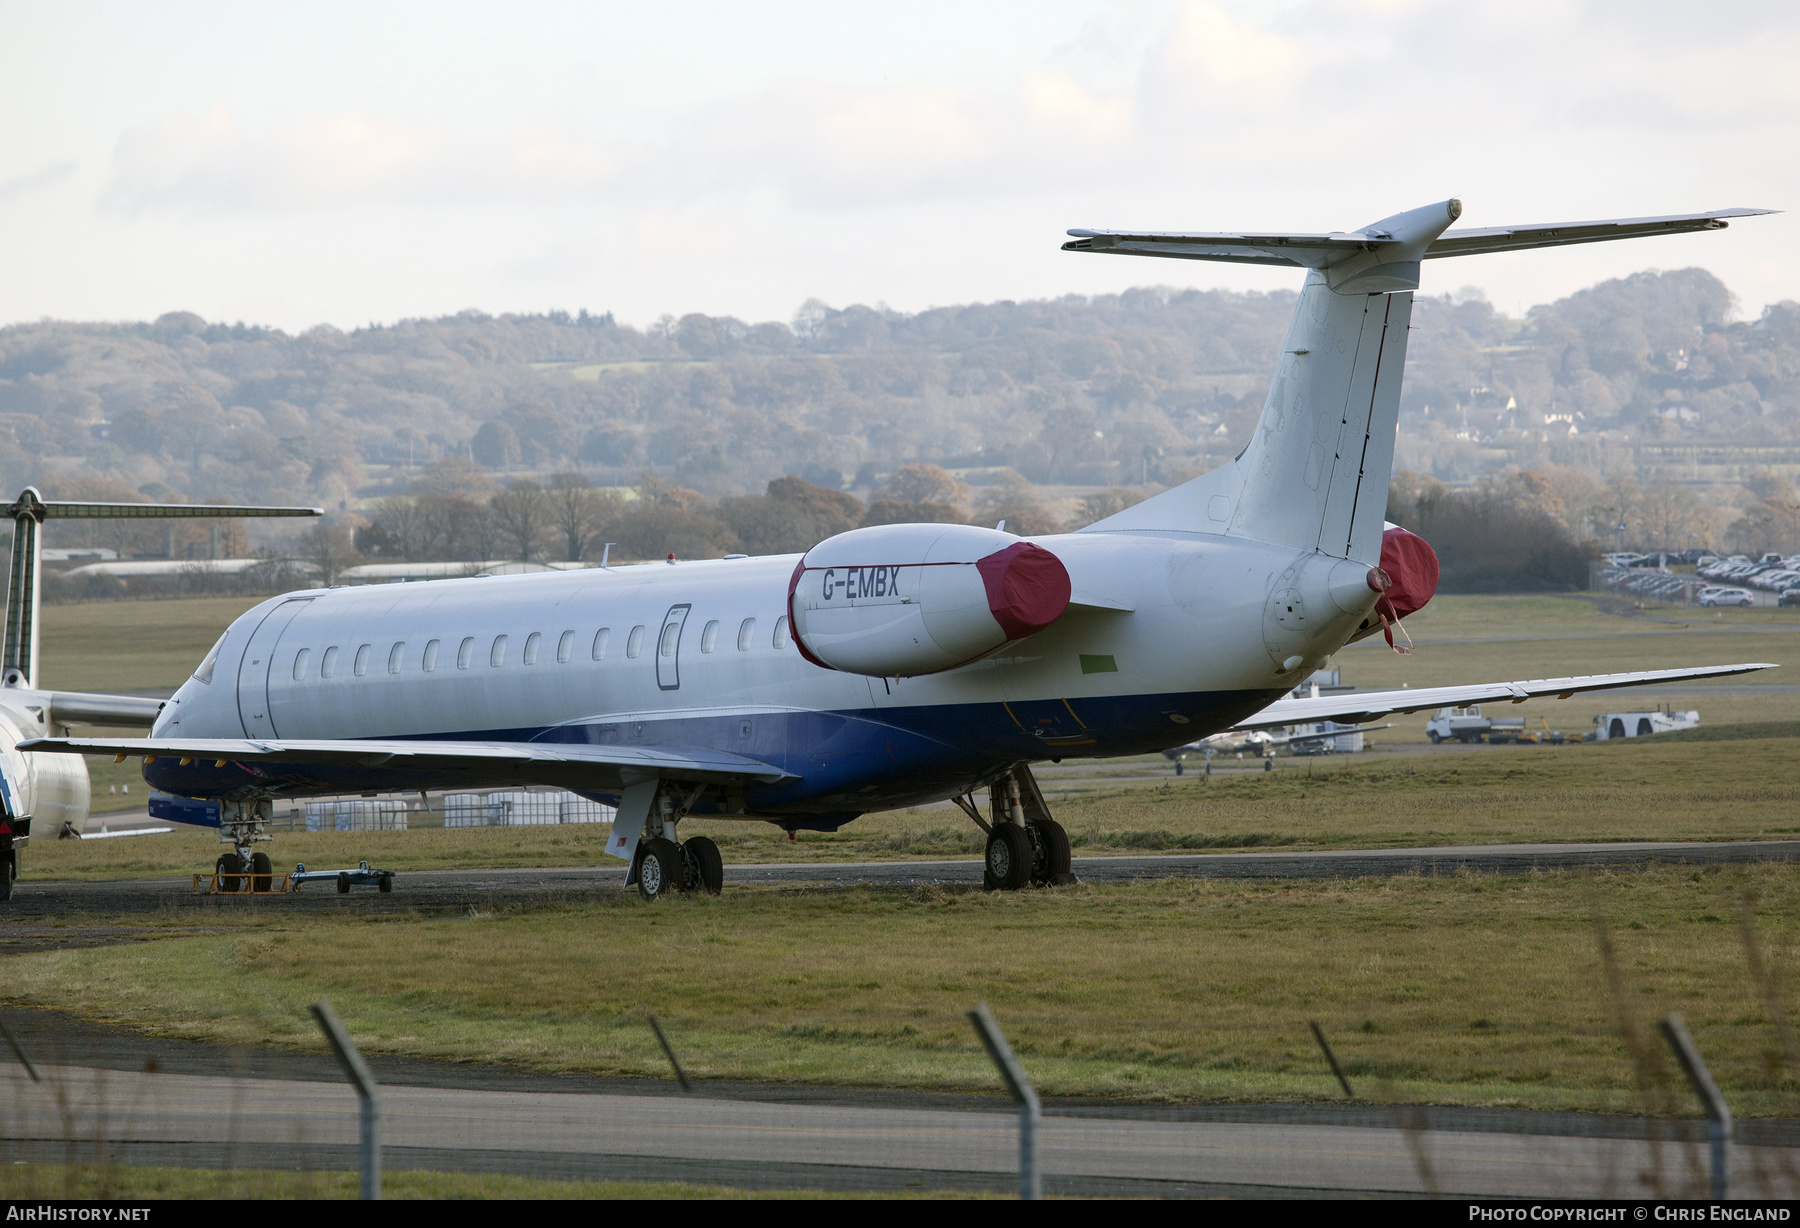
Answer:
[1162,721,1394,770]
[0,490,320,895]
[23,198,1779,900]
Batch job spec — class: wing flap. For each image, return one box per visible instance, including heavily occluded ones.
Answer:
[1232,663,1778,731]
[19,735,798,789]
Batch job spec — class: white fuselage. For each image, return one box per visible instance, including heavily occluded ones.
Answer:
[147,528,1380,821]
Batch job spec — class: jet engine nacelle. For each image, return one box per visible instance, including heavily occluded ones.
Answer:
[789,524,1073,677]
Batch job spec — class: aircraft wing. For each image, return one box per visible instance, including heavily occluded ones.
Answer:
[1231,663,1777,731]
[47,692,165,727]
[18,736,798,791]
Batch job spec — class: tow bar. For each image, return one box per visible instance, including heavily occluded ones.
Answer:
[292,860,395,894]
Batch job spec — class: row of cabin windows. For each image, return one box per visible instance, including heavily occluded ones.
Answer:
[292,616,792,680]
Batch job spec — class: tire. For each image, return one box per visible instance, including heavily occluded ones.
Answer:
[336,871,350,894]
[217,853,246,894]
[637,837,681,902]
[250,851,273,893]
[683,836,724,895]
[1428,731,1441,744]
[1741,599,1752,608]
[1027,818,1072,886]
[378,874,393,894]
[1174,761,1184,776]
[983,824,1032,891]
[0,851,13,902]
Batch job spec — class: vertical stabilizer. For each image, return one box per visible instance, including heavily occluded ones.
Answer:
[1078,200,1461,564]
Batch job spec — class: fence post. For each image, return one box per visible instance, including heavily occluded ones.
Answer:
[968,1003,1040,1200]
[1308,1021,1354,1099]
[1659,1012,1730,1200]
[647,1014,692,1093]
[311,999,380,1200]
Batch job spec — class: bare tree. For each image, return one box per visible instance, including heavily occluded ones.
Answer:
[489,477,550,561]
[546,471,611,562]
[298,523,361,586]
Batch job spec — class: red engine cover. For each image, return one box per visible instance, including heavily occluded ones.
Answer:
[1377,525,1439,621]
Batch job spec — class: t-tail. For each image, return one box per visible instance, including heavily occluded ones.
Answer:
[1065,199,1775,564]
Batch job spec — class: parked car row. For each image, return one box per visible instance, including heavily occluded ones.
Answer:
[1696,552,1800,595]
[1594,565,1704,602]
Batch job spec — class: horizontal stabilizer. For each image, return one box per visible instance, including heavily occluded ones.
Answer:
[1232,663,1777,731]
[1065,207,1774,268]
[19,735,798,791]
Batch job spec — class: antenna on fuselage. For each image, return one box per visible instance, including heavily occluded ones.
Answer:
[600,543,613,570]
[1,489,322,689]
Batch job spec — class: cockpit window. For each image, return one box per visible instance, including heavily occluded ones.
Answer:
[193,635,225,685]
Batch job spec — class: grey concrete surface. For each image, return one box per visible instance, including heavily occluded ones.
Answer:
[0,1062,1791,1198]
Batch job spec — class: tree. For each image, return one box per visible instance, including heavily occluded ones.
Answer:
[298,523,360,586]
[546,471,616,562]
[976,470,1061,536]
[718,476,865,555]
[875,464,970,514]
[489,477,550,561]
[471,421,522,468]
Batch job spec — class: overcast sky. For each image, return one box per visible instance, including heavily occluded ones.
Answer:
[1,0,1794,332]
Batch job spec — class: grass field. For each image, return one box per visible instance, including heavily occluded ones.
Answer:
[24,732,1799,882]
[9,866,1800,1117]
[0,1165,952,1200]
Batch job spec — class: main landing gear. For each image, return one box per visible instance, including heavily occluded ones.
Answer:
[954,764,1076,891]
[628,786,726,902]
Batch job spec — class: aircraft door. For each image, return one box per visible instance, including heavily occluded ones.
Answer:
[656,604,691,692]
[236,599,312,737]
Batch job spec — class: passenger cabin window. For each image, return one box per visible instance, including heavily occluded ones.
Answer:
[700,620,720,654]
[773,617,790,649]
[626,625,644,658]
[659,622,679,657]
[387,642,404,674]
[557,630,574,663]
[193,635,224,685]
[322,646,340,678]
[592,627,610,661]
[523,632,541,665]
[353,644,372,676]
[423,639,440,672]
[737,618,755,651]
[490,634,508,667]
[457,637,475,669]
[292,648,311,681]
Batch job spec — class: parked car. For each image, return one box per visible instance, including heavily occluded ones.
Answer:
[1780,588,1800,609]
[1700,586,1754,607]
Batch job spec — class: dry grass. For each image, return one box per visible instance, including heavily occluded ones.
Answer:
[25,733,1800,882]
[0,1164,971,1199]
[9,867,1800,1116]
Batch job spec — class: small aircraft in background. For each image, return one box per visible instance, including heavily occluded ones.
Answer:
[0,490,319,895]
[24,200,1777,898]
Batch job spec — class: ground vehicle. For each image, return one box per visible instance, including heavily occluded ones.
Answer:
[1426,706,1527,744]
[1700,587,1754,607]
[1779,589,1800,609]
[1592,709,1699,739]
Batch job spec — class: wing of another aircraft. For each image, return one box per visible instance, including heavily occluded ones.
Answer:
[17,735,797,792]
[1232,663,1778,731]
